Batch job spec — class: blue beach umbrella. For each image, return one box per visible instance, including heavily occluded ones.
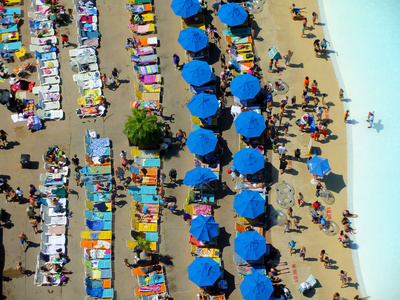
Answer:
[183,167,218,186]
[233,148,264,174]
[170,0,200,18]
[186,128,218,155]
[306,155,331,177]
[181,60,212,87]
[189,214,219,242]
[234,190,266,219]
[178,27,208,52]
[235,231,267,261]
[234,110,266,138]
[230,74,261,100]
[188,257,220,287]
[187,92,219,118]
[217,3,248,27]
[240,272,273,300]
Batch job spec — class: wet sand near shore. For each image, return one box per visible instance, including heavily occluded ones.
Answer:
[0,0,358,299]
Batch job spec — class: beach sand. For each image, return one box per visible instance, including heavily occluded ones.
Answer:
[0,0,359,299]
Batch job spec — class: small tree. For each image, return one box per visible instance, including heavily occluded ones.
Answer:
[124,108,163,148]
[137,236,152,253]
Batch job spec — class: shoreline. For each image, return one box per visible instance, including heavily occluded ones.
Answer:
[317,0,366,296]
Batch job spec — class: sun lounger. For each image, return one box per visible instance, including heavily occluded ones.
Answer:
[226,35,252,45]
[41,205,66,218]
[127,0,152,5]
[4,0,21,5]
[39,173,66,186]
[182,20,205,31]
[135,36,158,47]
[85,182,111,194]
[132,156,160,167]
[80,165,111,175]
[299,274,317,294]
[0,23,17,33]
[38,59,59,69]
[38,91,60,103]
[32,84,60,95]
[34,271,60,286]
[2,7,21,16]
[38,67,59,78]
[131,53,157,65]
[132,194,160,204]
[69,47,96,57]
[1,32,18,42]
[126,3,152,14]
[135,283,166,296]
[36,109,64,121]
[128,23,155,34]
[81,240,111,250]
[84,259,111,270]
[27,11,48,22]
[38,74,60,85]
[85,210,112,222]
[77,79,102,90]
[40,242,65,255]
[86,219,111,231]
[191,245,220,258]
[31,36,58,46]
[86,191,110,203]
[131,202,159,214]
[128,45,154,56]
[0,41,20,51]
[83,248,112,260]
[82,231,112,240]
[35,51,57,61]
[127,185,157,195]
[73,71,100,82]
[131,13,154,23]
[76,106,105,118]
[138,273,165,286]
[138,74,162,84]
[134,64,158,75]
[135,90,160,102]
[41,223,66,235]
[135,82,161,93]
[132,264,162,277]
[42,233,66,245]
[80,87,102,98]
[131,219,158,232]
[189,234,217,247]
[233,253,265,266]
[85,201,112,212]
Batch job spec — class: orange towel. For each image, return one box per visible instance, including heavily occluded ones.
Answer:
[102,279,111,289]
[132,264,162,276]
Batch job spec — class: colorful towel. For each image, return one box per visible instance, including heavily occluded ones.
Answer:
[193,205,212,216]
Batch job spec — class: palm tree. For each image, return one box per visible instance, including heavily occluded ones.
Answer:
[124,108,163,148]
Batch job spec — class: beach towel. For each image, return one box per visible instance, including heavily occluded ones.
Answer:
[138,284,163,293]
[85,278,103,288]
[193,205,212,216]
[90,232,100,239]
[86,287,103,298]
[94,240,111,249]
[86,220,105,231]
[135,64,158,75]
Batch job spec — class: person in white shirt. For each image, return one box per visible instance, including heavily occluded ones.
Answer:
[278,144,287,158]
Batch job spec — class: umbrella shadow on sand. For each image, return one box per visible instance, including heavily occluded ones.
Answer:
[323,172,346,194]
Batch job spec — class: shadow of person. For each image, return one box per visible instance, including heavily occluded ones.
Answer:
[372,119,384,133]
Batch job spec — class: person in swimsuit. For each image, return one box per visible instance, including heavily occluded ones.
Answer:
[321,38,330,51]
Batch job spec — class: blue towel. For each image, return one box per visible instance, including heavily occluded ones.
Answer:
[85,278,103,288]
[90,232,100,240]
[86,287,103,298]
[104,254,111,259]
[86,220,105,231]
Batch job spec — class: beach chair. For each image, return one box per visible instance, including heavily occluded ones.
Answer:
[128,23,155,35]
[135,90,160,102]
[35,50,56,61]
[132,264,163,277]
[127,0,152,4]
[86,219,112,231]
[299,274,317,294]
[83,248,112,260]
[38,58,59,69]
[136,36,158,47]
[85,266,112,279]
[137,273,165,286]
[131,219,158,232]
[73,71,100,82]
[34,271,60,286]
[191,245,220,258]
[36,109,64,121]
[131,53,157,65]
[2,7,21,16]
[38,91,60,103]
[138,74,162,84]
[132,156,160,167]
[128,45,154,56]
[126,3,152,14]
[40,242,65,255]
[38,67,59,78]
[31,36,58,46]
[77,79,102,90]
[131,201,159,214]
[39,173,66,186]
[41,233,66,245]
[85,201,112,212]
[38,73,60,85]
[84,259,112,270]
[81,240,111,249]
[32,84,60,94]
[84,210,112,221]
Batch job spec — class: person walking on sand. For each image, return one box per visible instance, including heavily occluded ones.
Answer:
[294,217,300,230]
[61,34,69,48]
[176,129,187,149]
[278,144,287,159]
[367,111,374,128]
[283,219,291,233]
[169,169,177,183]
[303,76,310,90]
[301,17,308,37]
[297,192,304,207]
[283,50,294,66]
[344,110,350,123]
[279,157,288,175]
[311,80,318,96]
[288,240,296,256]
[319,249,326,262]
[339,270,349,287]
[324,256,330,268]
[173,54,180,71]
[299,247,306,261]
[0,129,8,148]
[312,12,318,26]
[111,68,120,86]
[18,232,28,251]
[72,154,79,167]
[287,207,293,218]
[321,38,331,51]
[29,217,38,234]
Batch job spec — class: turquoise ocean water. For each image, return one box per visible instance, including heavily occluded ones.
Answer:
[319,0,400,298]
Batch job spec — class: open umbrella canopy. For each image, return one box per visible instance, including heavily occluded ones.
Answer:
[170,0,200,18]
[217,3,248,26]
[178,27,208,52]
[234,190,266,219]
[183,167,218,186]
[230,74,261,100]
[306,155,331,177]
[181,60,212,86]
[235,231,267,261]
[190,214,219,242]
[187,92,219,118]
[233,148,264,174]
[240,272,273,300]
[234,110,266,138]
[188,257,220,287]
[186,128,218,155]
